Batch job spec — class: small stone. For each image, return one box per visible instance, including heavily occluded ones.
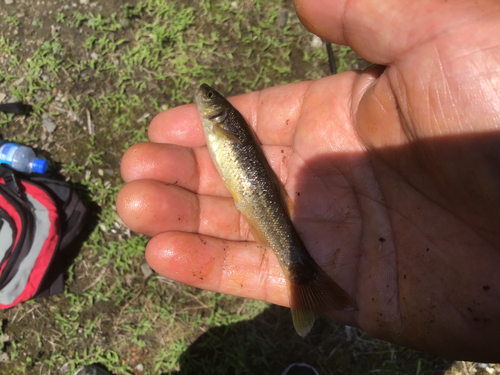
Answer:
[0,353,9,362]
[230,1,237,8]
[310,35,323,49]
[344,325,353,341]
[119,19,130,28]
[135,363,144,372]
[0,93,6,103]
[60,363,71,374]
[7,95,18,103]
[140,262,153,278]
[4,0,14,5]
[136,113,151,123]
[42,117,57,133]
[79,0,89,4]
[10,76,24,89]
[97,168,104,176]
[99,224,107,232]
[0,334,10,343]
[90,52,98,60]
[125,274,134,287]
[278,9,288,28]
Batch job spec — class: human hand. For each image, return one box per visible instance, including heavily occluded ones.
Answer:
[117,0,500,362]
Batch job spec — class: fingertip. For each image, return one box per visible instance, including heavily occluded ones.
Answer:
[148,104,206,147]
[144,234,172,270]
[121,142,154,182]
[116,180,153,233]
[294,0,346,43]
[120,142,201,191]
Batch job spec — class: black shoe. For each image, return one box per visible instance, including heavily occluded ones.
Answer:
[281,363,320,375]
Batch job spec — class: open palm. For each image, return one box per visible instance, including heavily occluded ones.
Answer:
[117,0,500,362]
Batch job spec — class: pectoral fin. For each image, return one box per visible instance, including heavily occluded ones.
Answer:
[214,123,241,144]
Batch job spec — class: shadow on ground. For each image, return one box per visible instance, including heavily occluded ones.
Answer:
[168,305,453,375]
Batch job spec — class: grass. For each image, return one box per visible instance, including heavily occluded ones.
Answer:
[0,0,497,374]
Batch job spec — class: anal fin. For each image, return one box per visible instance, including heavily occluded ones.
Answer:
[279,182,295,218]
[247,218,272,249]
[290,297,316,337]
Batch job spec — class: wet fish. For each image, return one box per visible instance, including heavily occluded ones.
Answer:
[195,84,356,336]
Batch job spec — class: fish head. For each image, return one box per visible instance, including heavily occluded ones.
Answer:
[195,84,228,124]
[195,84,243,145]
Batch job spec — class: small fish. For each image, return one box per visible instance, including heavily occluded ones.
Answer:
[195,84,356,336]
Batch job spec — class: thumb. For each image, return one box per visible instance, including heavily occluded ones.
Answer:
[294,0,500,64]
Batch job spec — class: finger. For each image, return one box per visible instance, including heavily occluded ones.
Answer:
[116,174,362,261]
[148,103,206,147]
[120,142,294,196]
[146,232,359,326]
[148,81,313,148]
[120,142,226,197]
[294,0,500,64]
[116,179,248,240]
[145,231,289,308]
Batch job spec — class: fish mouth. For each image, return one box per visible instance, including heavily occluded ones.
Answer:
[195,87,206,102]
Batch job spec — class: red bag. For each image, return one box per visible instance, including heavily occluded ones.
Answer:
[0,164,87,308]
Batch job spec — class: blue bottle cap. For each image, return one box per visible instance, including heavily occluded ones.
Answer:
[32,158,48,174]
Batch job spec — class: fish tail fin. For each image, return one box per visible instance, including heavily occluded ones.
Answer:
[289,268,357,337]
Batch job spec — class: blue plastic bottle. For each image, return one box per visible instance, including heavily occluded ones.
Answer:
[0,143,48,174]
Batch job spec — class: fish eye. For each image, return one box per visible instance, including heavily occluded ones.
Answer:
[207,91,214,99]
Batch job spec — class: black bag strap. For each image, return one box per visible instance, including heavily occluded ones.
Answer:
[0,166,20,194]
[0,103,32,116]
[0,205,17,266]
